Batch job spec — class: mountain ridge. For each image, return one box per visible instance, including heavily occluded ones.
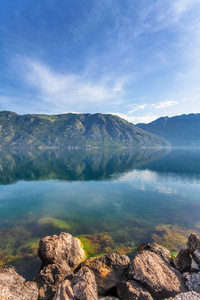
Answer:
[136,113,200,147]
[0,111,168,148]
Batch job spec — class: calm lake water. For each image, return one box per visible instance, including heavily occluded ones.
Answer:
[0,147,200,280]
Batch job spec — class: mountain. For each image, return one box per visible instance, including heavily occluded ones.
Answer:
[136,113,200,147]
[0,111,169,148]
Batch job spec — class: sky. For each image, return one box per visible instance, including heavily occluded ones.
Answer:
[0,0,200,124]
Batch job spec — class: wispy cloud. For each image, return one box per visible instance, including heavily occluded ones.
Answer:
[15,57,126,112]
[128,104,147,114]
[152,101,178,109]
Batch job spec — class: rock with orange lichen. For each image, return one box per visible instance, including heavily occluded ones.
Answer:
[80,253,130,295]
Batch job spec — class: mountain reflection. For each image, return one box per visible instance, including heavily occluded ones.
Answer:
[0,148,169,184]
[139,148,200,181]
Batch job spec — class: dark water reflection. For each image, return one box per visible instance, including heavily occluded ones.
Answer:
[0,147,200,280]
[0,147,169,183]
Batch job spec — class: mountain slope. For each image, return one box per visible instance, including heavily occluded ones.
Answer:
[136,113,200,147]
[0,111,169,148]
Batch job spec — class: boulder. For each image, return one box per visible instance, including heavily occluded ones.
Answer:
[187,233,200,253]
[129,250,187,299]
[53,266,98,300]
[173,249,191,273]
[187,233,200,266]
[137,243,172,264]
[80,253,130,295]
[183,272,200,293]
[164,291,200,300]
[38,232,86,269]
[35,263,73,300]
[117,280,153,300]
[99,297,119,300]
[0,265,38,300]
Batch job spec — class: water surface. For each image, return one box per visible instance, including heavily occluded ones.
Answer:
[0,147,200,280]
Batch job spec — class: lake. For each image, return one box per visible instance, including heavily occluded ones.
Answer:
[0,147,200,280]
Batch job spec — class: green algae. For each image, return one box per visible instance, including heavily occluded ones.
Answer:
[79,232,114,257]
[79,232,136,258]
[37,217,72,230]
[152,224,192,253]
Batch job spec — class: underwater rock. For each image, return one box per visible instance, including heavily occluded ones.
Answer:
[183,272,200,293]
[164,291,200,300]
[187,233,200,267]
[129,250,187,299]
[173,248,192,273]
[117,280,153,300]
[0,265,38,300]
[137,242,172,264]
[35,263,73,300]
[38,232,86,269]
[80,253,130,295]
[53,266,98,300]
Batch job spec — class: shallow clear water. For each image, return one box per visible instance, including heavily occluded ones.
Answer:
[0,147,200,280]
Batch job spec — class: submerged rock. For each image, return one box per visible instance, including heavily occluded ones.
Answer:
[53,266,98,300]
[80,253,130,295]
[117,280,153,300]
[137,242,172,264]
[173,248,191,273]
[38,232,86,269]
[0,265,38,300]
[129,250,187,299]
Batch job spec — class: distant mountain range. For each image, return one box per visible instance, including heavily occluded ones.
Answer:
[0,111,168,148]
[136,113,200,147]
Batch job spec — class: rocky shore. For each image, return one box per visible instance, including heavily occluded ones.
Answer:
[1,232,200,299]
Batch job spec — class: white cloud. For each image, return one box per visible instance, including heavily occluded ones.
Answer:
[152,101,178,109]
[172,0,199,21]
[17,58,126,112]
[128,104,147,114]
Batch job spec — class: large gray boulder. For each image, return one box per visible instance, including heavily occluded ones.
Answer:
[0,265,38,300]
[53,266,98,300]
[35,263,73,300]
[183,272,200,293]
[164,291,200,300]
[137,243,172,264]
[80,253,130,295]
[129,250,187,299]
[117,280,153,300]
[38,232,86,270]
[187,233,200,267]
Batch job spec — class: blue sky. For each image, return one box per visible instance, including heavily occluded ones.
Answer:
[1,0,200,123]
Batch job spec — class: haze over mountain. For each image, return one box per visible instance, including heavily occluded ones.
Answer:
[136,113,200,147]
[0,111,168,148]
